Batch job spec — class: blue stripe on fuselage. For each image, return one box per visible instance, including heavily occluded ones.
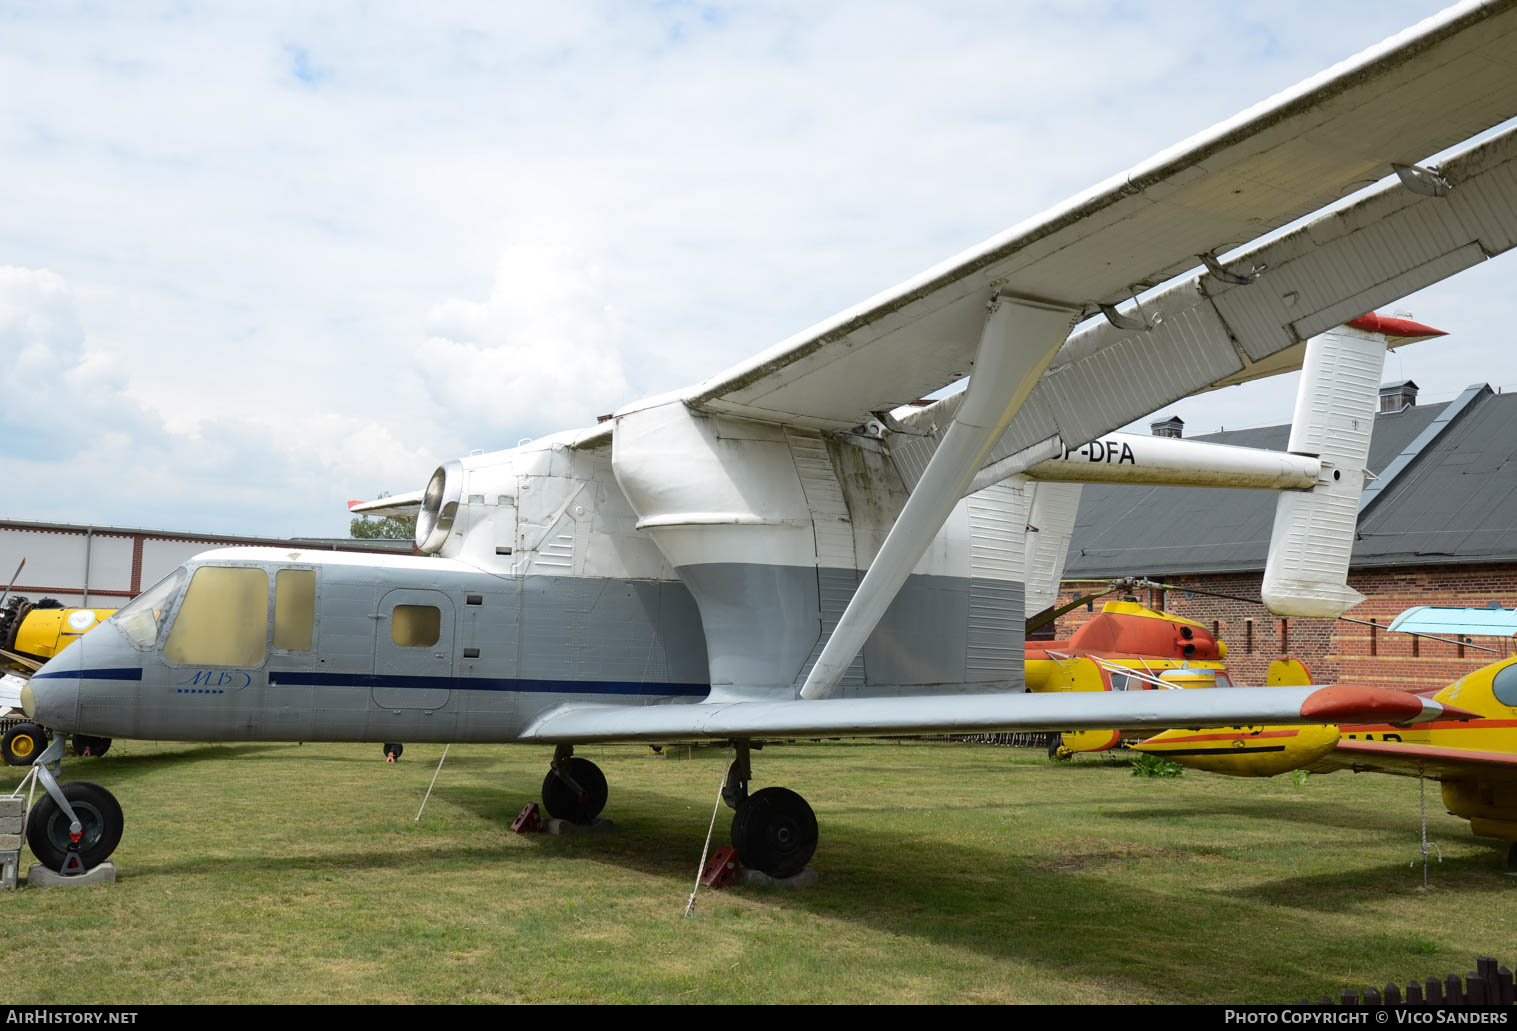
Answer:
[33,667,144,681]
[268,670,709,697]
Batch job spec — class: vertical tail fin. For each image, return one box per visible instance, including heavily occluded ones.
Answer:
[1260,323,1387,617]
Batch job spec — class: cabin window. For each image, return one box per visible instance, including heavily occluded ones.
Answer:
[113,568,186,649]
[392,605,441,648]
[164,566,269,667]
[1492,663,1517,707]
[273,569,316,651]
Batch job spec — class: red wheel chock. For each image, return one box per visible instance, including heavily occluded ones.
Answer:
[700,846,741,889]
[511,802,543,834]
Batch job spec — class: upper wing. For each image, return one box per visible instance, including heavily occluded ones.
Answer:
[519,684,1461,744]
[642,0,1517,433]
[1309,738,1517,780]
[887,119,1517,489]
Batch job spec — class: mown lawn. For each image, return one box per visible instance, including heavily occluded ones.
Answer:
[2,738,1511,1004]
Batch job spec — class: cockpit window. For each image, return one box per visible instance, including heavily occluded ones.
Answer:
[1492,663,1517,707]
[112,568,187,649]
[164,566,269,667]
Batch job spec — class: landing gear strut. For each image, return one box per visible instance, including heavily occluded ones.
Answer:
[542,745,608,825]
[724,739,818,878]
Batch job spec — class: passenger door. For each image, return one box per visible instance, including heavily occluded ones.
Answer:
[372,589,454,709]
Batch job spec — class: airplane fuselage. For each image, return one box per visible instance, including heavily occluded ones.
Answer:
[30,549,711,743]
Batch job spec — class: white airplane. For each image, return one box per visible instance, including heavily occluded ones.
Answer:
[17,0,1517,879]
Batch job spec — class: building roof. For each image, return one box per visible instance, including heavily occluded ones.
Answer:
[1064,385,1517,578]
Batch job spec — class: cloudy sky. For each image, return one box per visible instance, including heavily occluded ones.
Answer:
[3,1,1512,539]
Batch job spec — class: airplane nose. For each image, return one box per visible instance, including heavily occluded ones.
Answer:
[27,637,83,732]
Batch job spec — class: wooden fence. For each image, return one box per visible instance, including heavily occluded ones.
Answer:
[1303,956,1513,1005]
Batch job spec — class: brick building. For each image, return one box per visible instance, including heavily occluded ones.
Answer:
[1054,382,1517,691]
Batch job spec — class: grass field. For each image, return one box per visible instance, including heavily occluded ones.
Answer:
[2,737,1513,1004]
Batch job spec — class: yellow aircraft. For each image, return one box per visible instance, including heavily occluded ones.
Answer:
[1026,598,1316,758]
[1137,608,1517,869]
[0,596,116,764]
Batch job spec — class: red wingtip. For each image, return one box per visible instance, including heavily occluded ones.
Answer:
[1300,684,1424,724]
[1346,313,1447,342]
[347,499,364,511]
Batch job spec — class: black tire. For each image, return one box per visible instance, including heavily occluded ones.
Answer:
[383,743,404,760]
[541,757,608,824]
[1507,842,1517,874]
[1,723,46,766]
[25,780,124,870]
[730,786,817,879]
[71,734,111,759]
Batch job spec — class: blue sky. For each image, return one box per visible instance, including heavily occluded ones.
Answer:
[1,1,1511,537]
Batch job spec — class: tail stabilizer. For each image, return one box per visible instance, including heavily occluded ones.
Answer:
[1261,317,1443,617]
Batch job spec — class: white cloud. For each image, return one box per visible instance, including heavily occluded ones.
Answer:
[416,233,632,438]
[1,1,1510,536]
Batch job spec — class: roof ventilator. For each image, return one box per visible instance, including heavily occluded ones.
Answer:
[1391,162,1452,198]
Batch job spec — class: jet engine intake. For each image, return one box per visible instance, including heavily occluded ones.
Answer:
[415,459,463,554]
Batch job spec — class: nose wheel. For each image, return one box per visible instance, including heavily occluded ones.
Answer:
[25,780,124,871]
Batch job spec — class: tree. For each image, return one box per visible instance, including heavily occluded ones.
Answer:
[349,514,417,540]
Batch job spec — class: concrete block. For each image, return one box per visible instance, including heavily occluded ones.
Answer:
[0,798,24,819]
[0,815,23,835]
[27,862,116,888]
[0,833,21,851]
[543,817,616,836]
[739,867,820,889]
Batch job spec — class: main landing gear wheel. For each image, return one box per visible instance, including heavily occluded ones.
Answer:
[542,757,608,825]
[25,781,124,870]
[71,734,112,759]
[731,786,818,879]
[1506,842,1517,874]
[383,743,404,761]
[2,723,46,766]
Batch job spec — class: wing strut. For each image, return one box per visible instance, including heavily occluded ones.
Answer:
[798,294,1078,700]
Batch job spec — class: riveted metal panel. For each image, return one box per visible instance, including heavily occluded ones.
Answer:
[786,428,865,691]
[966,483,1026,680]
[1023,481,1083,617]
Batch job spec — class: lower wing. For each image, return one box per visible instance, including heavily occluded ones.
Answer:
[519,684,1468,744]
